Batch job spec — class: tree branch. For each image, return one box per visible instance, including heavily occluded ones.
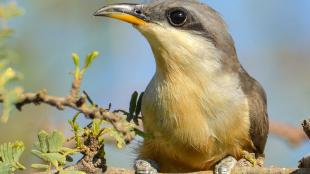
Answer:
[104,167,310,174]
[269,120,308,146]
[0,77,136,144]
[2,54,310,173]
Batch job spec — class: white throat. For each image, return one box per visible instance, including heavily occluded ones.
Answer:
[136,23,222,78]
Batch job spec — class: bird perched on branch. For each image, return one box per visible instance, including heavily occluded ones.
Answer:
[94,0,269,173]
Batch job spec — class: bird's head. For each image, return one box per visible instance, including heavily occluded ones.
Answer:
[94,0,239,75]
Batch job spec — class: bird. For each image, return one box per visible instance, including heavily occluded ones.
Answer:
[94,0,269,173]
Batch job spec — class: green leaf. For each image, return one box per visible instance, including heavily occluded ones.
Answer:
[0,141,25,172]
[32,150,66,166]
[32,130,79,172]
[69,113,80,132]
[31,150,45,160]
[0,162,11,174]
[1,87,23,123]
[47,131,65,153]
[129,91,138,115]
[42,153,66,165]
[84,51,99,69]
[0,68,19,88]
[72,112,80,124]
[134,92,144,125]
[92,119,103,136]
[72,53,80,67]
[60,147,79,156]
[38,131,49,153]
[31,164,49,170]
[68,113,83,148]
[72,53,80,79]
[108,128,126,149]
[135,92,144,116]
[0,2,24,20]
[80,51,99,75]
[65,155,74,162]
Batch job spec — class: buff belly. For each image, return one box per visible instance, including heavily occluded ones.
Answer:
[139,72,254,172]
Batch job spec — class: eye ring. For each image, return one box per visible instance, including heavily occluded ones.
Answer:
[167,8,188,27]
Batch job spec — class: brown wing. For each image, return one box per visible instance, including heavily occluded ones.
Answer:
[239,68,269,157]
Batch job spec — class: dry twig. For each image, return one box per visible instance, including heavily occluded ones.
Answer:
[269,120,308,146]
[105,167,310,174]
[0,76,136,143]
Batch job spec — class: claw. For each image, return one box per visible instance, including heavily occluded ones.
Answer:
[134,159,159,174]
[242,150,266,167]
[238,151,264,167]
[242,150,257,166]
[214,156,237,174]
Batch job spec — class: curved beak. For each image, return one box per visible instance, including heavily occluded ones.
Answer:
[94,3,149,26]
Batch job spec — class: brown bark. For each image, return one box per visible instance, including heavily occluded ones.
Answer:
[105,167,310,174]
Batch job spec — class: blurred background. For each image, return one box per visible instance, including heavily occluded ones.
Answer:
[0,0,309,170]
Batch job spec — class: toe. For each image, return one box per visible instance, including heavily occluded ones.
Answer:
[215,156,237,174]
[135,159,158,174]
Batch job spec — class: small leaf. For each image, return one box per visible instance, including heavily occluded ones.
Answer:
[134,92,144,125]
[47,131,65,153]
[72,112,80,124]
[0,2,24,20]
[84,51,99,69]
[32,150,66,167]
[0,163,11,174]
[128,91,138,122]
[0,141,25,172]
[135,92,144,116]
[1,87,23,123]
[80,51,99,75]
[0,68,19,88]
[72,53,80,79]
[108,128,125,149]
[31,163,49,170]
[92,119,103,136]
[69,113,80,132]
[60,147,79,156]
[65,155,73,162]
[32,130,80,172]
[38,131,48,153]
[42,153,66,165]
[71,53,80,67]
[129,91,138,115]
[11,141,25,170]
[68,113,83,148]
[31,150,45,160]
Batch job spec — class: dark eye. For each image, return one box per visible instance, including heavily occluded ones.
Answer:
[167,9,187,27]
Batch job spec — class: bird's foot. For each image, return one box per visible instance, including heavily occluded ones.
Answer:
[214,156,237,174]
[238,151,264,167]
[134,159,159,174]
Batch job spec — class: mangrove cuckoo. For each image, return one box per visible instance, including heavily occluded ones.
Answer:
[94,0,269,173]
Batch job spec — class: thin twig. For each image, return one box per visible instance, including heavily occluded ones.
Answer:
[104,167,310,174]
[0,78,137,143]
[269,120,308,146]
